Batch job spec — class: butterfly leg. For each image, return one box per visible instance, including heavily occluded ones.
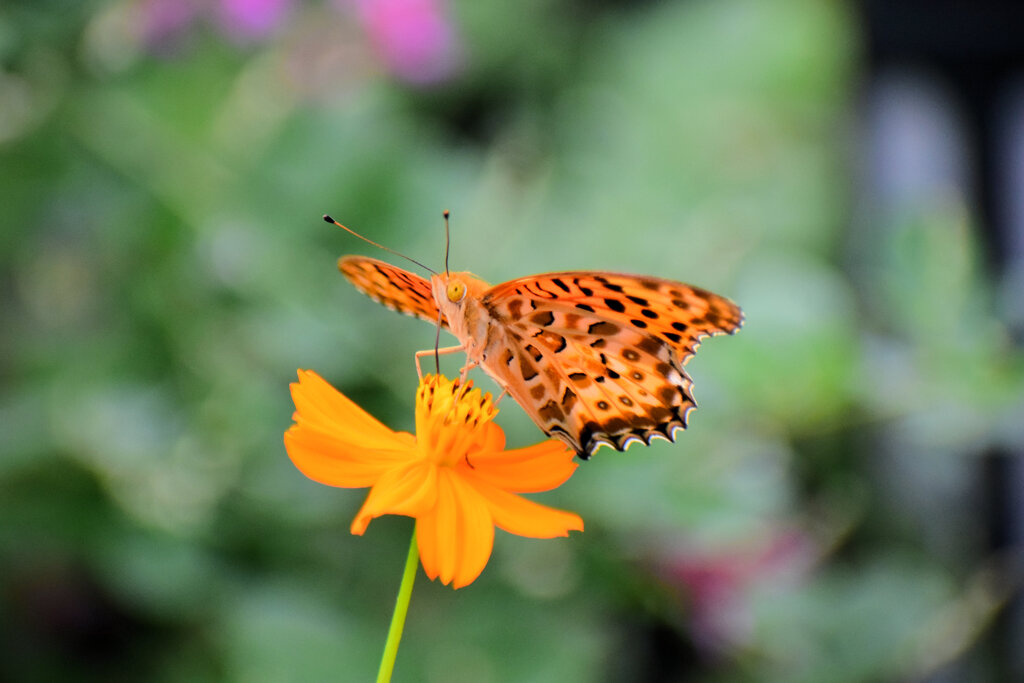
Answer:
[414,345,464,380]
[454,359,482,471]
[455,360,479,399]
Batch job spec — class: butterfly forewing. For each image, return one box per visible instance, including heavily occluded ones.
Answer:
[483,272,743,363]
[338,256,447,327]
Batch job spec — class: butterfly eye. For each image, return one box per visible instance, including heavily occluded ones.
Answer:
[446,280,467,303]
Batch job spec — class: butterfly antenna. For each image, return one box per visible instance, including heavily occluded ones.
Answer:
[323,215,436,274]
[435,209,449,374]
[434,310,443,376]
[443,209,451,277]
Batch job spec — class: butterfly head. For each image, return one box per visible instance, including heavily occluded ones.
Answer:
[431,271,490,337]
[432,272,487,305]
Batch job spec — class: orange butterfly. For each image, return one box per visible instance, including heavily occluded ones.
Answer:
[330,216,743,458]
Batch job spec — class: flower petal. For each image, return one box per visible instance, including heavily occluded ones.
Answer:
[477,421,505,452]
[290,370,412,451]
[351,462,438,534]
[285,425,412,487]
[461,439,578,493]
[466,474,583,538]
[416,469,494,588]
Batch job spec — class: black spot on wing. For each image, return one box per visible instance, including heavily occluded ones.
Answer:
[519,356,538,381]
[539,399,564,423]
[561,387,578,410]
[604,298,626,312]
[588,321,620,335]
[531,310,555,326]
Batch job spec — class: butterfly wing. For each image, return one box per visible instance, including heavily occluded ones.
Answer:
[338,256,447,327]
[480,272,742,457]
[484,272,743,362]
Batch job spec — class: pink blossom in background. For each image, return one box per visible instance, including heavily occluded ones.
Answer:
[348,0,460,85]
[216,0,293,43]
[665,529,814,653]
[138,0,200,53]
[137,0,292,52]
[133,0,459,85]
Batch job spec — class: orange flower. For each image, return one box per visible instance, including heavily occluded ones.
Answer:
[284,371,583,588]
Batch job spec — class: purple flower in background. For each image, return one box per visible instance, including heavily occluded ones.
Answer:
[349,0,460,85]
[216,0,293,43]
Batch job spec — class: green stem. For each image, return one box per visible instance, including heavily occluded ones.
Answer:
[376,528,419,683]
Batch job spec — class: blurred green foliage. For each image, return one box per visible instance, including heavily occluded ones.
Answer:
[2,0,1023,681]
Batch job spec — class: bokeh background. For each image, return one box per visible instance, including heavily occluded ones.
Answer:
[3,1,1024,681]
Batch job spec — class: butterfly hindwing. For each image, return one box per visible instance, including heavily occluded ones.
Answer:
[485,311,696,456]
[338,256,447,328]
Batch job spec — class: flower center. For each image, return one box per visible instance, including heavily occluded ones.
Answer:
[415,375,497,466]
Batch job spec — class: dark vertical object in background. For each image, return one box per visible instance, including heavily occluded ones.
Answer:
[857,1,1024,680]
[860,1,1024,266]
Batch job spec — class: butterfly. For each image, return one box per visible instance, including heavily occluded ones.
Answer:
[337,245,743,459]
